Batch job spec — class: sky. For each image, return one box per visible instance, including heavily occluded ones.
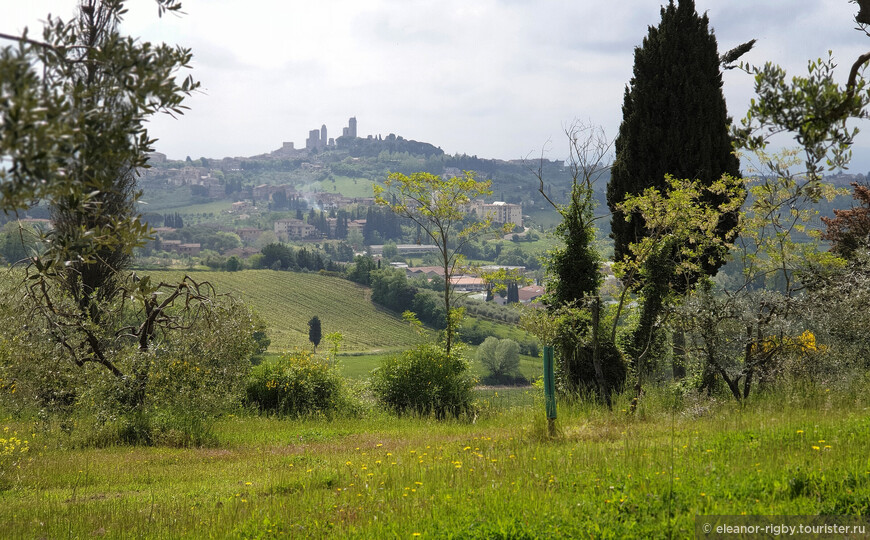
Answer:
[5,0,870,172]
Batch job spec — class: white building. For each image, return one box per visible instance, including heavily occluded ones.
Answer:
[274,218,316,240]
[468,200,522,227]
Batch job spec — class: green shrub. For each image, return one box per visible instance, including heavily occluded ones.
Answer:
[476,337,521,378]
[370,342,476,419]
[552,309,626,396]
[246,351,344,417]
[0,285,257,447]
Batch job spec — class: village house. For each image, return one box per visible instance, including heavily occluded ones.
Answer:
[177,243,201,256]
[274,218,315,240]
[236,228,263,244]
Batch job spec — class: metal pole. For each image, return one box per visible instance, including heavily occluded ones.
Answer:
[543,345,556,436]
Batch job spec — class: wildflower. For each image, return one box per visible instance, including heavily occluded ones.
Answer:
[812,446,820,451]
[796,430,804,434]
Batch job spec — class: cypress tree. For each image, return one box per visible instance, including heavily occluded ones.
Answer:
[308,316,322,353]
[606,0,741,279]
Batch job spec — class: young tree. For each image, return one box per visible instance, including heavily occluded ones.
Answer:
[538,121,610,307]
[308,316,322,353]
[375,171,497,357]
[533,121,614,406]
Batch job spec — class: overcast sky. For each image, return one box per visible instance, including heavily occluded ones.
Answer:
[6,1,870,171]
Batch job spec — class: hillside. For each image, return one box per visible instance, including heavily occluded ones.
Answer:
[144,270,421,353]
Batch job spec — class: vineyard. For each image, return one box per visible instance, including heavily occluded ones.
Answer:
[144,270,421,353]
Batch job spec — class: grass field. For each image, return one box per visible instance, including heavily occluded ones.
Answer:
[333,351,541,382]
[144,270,421,353]
[2,384,868,538]
[318,175,377,199]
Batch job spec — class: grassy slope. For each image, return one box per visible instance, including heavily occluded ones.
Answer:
[144,270,420,353]
[333,351,541,382]
[2,386,869,538]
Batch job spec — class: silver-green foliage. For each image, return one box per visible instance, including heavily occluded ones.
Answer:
[0,1,201,383]
[0,277,258,446]
[476,336,521,378]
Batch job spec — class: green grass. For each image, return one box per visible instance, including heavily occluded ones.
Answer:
[331,350,540,382]
[316,175,377,198]
[144,270,421,353]
[2,383,869,538]
[170,200,235,218]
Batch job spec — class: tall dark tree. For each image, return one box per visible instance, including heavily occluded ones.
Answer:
[308,316,322,353]
[606,0,742,277]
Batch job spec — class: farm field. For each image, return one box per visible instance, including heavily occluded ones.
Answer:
[2,385,868,538]
[144,270,420,353]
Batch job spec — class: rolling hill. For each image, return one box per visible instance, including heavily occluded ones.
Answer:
[144,269,421,353]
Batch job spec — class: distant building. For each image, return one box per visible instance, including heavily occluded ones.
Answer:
[274,218,316,240]
[177,243,201,256]
[236,227,263,244]
[468,200,522,227]
[450,275,486,292]
[342,116,357,138]
[348,219,366,235]
[368,244,439,256]
[306,129,321,150]
[518,285,545,304]
[146,151,167,164]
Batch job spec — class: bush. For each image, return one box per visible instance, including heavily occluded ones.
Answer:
[246,351,344,417]
[552,309,627,397]
[0,286,257,447]
[370,342,476,419]
[476,337,520,378]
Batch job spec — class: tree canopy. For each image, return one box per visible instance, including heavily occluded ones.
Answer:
[606,0,742,278]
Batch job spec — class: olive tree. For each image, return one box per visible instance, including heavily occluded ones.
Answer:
[374,171,497,357]
[0,1,252,414]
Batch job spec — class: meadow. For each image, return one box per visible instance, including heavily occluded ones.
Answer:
[2,383,868,538]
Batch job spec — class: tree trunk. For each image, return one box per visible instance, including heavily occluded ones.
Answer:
[672,328,686,380]
[591,297,612,410]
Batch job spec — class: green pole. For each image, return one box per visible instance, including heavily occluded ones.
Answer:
[543,345,556,435]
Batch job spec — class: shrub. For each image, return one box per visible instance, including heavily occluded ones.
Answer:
[370,342,476,419]
[476,337,521,378]
[552,309,627,396]
[246,351,344,417]
[0,285,257,447]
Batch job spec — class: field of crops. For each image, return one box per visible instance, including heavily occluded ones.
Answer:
[144,270,421,353]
